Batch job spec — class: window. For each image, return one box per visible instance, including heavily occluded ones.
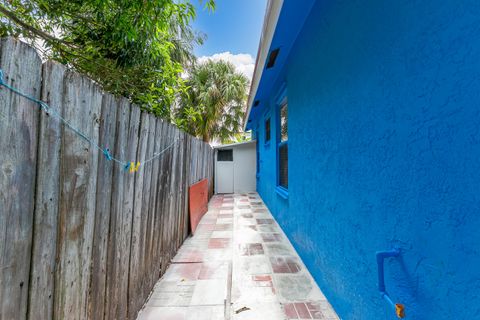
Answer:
[277,99,288,192]
[256,127,260,176]
[217,149,233,161]
[265,117,271,144]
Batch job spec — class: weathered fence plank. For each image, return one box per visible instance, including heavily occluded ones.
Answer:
[104,99,136,320]
[54,70,102,320]
[128,111,150,319]
[0,37,42,320]
[139,114,156,300]
[165,123,176,269]
[153,120,169,279]
[183,135,192,240]
[90,93,118,320]
[28,61,66,320]
[147,118,163,288]
[103,100,126,320]
[158,123,172,274]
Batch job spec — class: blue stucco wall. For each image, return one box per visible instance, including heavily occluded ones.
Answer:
[252,1,480,319]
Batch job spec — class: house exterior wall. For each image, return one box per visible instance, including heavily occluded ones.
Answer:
[252,1,480,319]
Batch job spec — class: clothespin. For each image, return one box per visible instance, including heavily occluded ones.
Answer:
[39,101,49,112]
[103,148,113,161]
[129,161,141,173]
[0,69,4,84]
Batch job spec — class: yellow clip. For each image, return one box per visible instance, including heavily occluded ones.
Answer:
[129,161,140,173]
[395,303,405,318]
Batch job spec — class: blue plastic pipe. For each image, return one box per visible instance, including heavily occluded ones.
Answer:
[376,248,401,313]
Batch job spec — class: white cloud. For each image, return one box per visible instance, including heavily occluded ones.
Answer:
[198,52,255,81]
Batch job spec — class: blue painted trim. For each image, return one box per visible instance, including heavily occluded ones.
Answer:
[275,83,288,105]
[275,186,289,199]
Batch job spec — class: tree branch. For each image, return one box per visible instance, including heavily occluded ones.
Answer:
[0,4,74,47]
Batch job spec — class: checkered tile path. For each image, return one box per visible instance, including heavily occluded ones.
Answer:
[136,193,339,320]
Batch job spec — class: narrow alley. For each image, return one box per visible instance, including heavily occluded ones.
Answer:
[137,193,339,320]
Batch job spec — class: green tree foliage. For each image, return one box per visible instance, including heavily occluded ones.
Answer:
[175,59,249,143]
[0,0,214,119]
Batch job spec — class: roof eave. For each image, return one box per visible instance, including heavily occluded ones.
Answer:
[243,0,284,131]
[213,140,257,149]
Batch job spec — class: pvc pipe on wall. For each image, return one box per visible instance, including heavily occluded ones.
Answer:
[376,248,405,318]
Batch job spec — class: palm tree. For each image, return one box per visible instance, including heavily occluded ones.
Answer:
[176,59,249,143]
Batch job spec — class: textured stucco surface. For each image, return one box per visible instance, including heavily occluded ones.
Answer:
[252,1,480,319]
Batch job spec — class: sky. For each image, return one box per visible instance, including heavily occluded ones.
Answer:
[192,0,268,80]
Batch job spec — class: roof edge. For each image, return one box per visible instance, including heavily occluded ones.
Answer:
[243,0,284,130]
[213,140,257,149]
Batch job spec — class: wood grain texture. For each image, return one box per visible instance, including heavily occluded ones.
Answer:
[0,37,42,320]
[54,70,102,320]
[147,118,163,288]
[90,93,118,320]
[28,61,66,320]
[139,114,155,300]
[127,111,149,319]
[104,98,133,320]
[153,120,169,279]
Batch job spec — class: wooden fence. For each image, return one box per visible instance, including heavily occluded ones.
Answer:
[0,38,214,320]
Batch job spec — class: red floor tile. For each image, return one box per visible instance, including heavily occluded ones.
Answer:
[208,238,230,249]
[270,257,302,273]
[284,304,299,319]
[256,218,275,225]
[252,275,275,294]
[283,302,325,319]
[172,248,203,263]
[239,243,264,256]
[261,233,283,242]
[214,223,232,231]
[171,263,202,280]
[295,303,311,319]
[198,262,226,280]
[252,275,271,281]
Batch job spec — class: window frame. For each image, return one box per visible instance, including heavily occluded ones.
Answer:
[217,149,233,162]
[275,86,288,199]
[255,125,260,178]
[264,116,271,147]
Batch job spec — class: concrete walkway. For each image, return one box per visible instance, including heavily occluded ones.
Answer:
[137,193,339,320]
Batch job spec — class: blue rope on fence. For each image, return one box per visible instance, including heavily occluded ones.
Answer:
[0,69,177,173]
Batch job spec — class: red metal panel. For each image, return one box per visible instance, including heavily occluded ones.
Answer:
[189,179,209,234]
